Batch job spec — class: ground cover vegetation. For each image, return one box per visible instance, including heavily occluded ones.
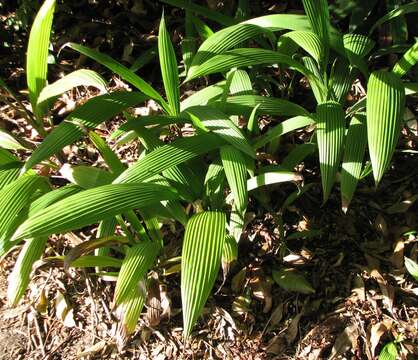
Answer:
[0,0,417,358]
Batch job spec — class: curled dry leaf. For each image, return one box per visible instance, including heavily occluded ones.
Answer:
[55,291,76,328]
[369,320,393,357]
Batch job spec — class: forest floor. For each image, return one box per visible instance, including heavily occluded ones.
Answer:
[0,1,417,359]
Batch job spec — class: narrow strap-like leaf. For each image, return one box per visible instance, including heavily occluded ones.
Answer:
[301,0,330,69]
[89,131,126,175]
[26,0,56,118]
[252,116,314,149]
[24,91,147,170]
[0,175,46,255]
[180,81,225,110]
[392,41,418,78]
[186,106,256,158]
[184,48,326,96]
[369,2,418,35]
[7,237,48,305]
[181,211,226,337]
[222,95,310,117]
[66,43,170,113]
[316,101,345,203]
[0,129,28,150]
[367,71,405,185]
[28,184,81,216]
[115,279,147,347]
[282,30,322,65]
[188,23,275,78]
[12,183,178,241]
[247,171,302,191]
[114,241,160,304]
[329,59,356,104]
[220,146,248,242]
[159,13,180,115]
[114,133,224,184]
[0,162,21,191]
[37,69,107,105]
[340,115,367,212]
[203,161,226,210]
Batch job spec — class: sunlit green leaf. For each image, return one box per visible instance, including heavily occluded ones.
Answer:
[181,211,226,337]
[367,71,405,185]
[316,101,345,203]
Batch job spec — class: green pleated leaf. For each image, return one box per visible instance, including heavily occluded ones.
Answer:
[185,48,326,95]
[222,234,238,278]
[159,13,180,116]
[316,101,345,203]
[0,175,46,256]
[0,148,19,165]
[404,257,418,281]
[378,342,398,360]
[180,81,225,111]
[60,164,116,189]
[203,161,226,210]
[186,106,255,158]
[37,69,107,105]
[64,235,128,270]
[114,133,224,184]
[301,0,330,68]
[0,129,28,150]
[181,37,196,75]
[223,95,310,117]
[65,43,169,113]
[0,162,21,191]
[7,237,48,305]
[24,91,147,170]
[252,116,315,149]
[343,33,375,76]
[181,211,226,337]
[280,144,316,171]
[28,184,81,217]
[220,146,248,241]
[367,71,405,185]
[329,59,356,104]
[114,241,160,304]
[247,171,302,191]
[392,41,418,78]
[190,14,214,40]
[115,279,146,343]
[220,146,248,211]
[70,255,122,268]
[370,2,418,35]
[188,23,275,79]
[26,0,56,118]
[229,70,252,96]
[12,183,178,241]
[282,30,322,64]
[244,14,311,32]
[89,131,126,175]
[341,115,367,212]
[343,33,375,58]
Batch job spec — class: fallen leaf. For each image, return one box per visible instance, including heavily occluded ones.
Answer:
[370,320,392,356]
[286,312,303,344]
[330,324,359,359]
[385,195,418,214]
[391,239,404,269]
[272,268,315,294]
